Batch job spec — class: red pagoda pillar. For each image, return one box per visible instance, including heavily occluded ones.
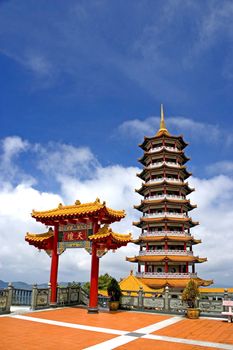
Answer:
[50,223,59,305]
[88,222,100,313]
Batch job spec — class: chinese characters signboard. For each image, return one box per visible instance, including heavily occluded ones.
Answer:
[58,223,93,250]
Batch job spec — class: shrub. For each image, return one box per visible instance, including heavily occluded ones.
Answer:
[107,278,122,302]
[182,279,200,308]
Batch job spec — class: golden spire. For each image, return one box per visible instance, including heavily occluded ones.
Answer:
[156,104,170,136]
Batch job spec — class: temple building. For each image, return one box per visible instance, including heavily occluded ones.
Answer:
[126,105,212,290]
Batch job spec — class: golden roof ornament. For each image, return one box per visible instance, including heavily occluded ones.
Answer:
[156,104,170,136]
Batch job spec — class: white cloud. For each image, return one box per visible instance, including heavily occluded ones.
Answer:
[0,136,32,184]
[25,53,53,76]
[206,161,233,176]
[119,115,222,144]
[2,136,29,161]
[189,175,233,285]
[0,136,232,287]
[36,142,99,179]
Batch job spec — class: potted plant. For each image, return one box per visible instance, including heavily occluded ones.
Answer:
[107,278,122,311]
[182,279,200,319]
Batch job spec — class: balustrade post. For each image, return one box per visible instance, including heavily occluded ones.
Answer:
[67,283,71,305]
[223,288,229,312]
[224,288,229,300]
[7,282,13,312]
[164,285,169,311]
[138,286,144,310]
[31,284,38,310]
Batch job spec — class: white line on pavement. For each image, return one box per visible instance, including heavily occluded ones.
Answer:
[135,315,183,333]
[83,316,183,350]
[11,315,127,335]
[144,334,233,350]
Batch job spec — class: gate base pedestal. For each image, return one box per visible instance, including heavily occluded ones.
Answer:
[87,307,99,314]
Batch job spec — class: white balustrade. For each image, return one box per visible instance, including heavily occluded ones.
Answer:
[146,194,185,201]
[141,231,189,237]
[148,146,179,153]
[139,249,193,256]
[146,178,183,184]
[148,161,181,169]
[143,212,188,218]
[136,272,197,279]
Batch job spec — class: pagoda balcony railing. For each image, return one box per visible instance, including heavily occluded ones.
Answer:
[145,194,185,201]
[143,212,188,218]
[139,249,193,256]
[148,146,179,153]
[146,177,183,184]
[136,272,197,279]
[141,230,190,237]
[148,161,181,169]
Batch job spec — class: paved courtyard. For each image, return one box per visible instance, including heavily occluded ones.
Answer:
[1,307,233,349]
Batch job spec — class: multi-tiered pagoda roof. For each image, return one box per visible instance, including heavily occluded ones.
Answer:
[126,105,212,289]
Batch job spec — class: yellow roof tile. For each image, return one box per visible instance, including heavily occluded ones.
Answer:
[126,255,206,263]
[120,271,163,296]
[25,228,54,242]
[134,236,201,244]
[89,224,132,243]
[31,198,125,223]
[142,277,212,289]
[200,287,233,293]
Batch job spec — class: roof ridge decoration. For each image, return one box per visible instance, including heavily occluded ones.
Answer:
[156,104,170,137]
[89,224,132,242]
[31,198,125,221]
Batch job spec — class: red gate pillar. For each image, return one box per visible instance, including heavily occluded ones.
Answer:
[50,223,59,305]
[88,223,100,313]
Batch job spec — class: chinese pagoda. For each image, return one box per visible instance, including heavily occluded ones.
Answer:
[127,105,212,290]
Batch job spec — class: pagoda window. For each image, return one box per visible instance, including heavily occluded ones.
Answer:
[170,267,176,273]
[157,267,162,273]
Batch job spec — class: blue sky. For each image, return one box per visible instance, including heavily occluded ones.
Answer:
[0,0,233,286]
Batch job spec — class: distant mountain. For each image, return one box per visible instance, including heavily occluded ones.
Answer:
[0,280,8,289]
[0,280,86,290]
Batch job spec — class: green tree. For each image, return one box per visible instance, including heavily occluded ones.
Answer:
[182,279,200,308]
[82,273,114,295]
[107,278,122,302]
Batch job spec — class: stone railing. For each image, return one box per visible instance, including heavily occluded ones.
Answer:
[148,146,179,153]
[141,231,190,237]
[12,287,32,305]
[143,212,188,218]
[0,283,13,314]
[139,249,193,256]
[146,194,185,201]
[136,272,197,279]
[148,161,181,169]
[31,284,51,310]
[146,178,183,185]
[121,286,233,316]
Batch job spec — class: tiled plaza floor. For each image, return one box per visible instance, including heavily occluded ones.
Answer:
[1,307,233,349]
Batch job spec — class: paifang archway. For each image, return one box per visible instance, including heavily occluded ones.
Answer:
[25,198,131,313]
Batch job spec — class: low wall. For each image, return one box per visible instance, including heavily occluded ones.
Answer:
[121,286,232,316]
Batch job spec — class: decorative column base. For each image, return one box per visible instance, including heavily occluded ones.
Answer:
[50,302,57,308]
[87,307,99,314]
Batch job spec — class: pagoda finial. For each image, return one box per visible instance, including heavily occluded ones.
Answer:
[156,104,170,136]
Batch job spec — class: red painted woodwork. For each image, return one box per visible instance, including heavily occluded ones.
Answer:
[50,224,59,304]
[165,261,168,273]
[88,222,100,313]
